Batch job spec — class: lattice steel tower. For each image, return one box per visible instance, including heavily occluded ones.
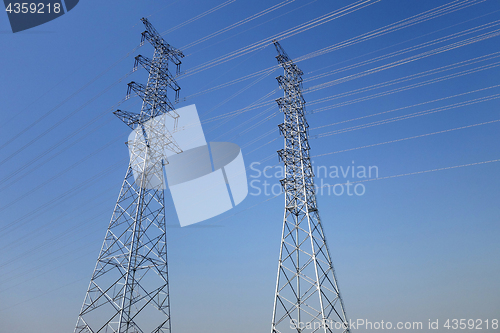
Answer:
[74,18,184,333]
[271,41,350,333]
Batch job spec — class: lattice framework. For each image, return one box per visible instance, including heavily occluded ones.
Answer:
[74,18,184,333]
[271,40,350,333]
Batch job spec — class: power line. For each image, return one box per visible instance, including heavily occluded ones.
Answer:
[305,8,500,75]
[2,154,498,311]
[0,71,135,169]
[180,0,297,50]
[312,119,500,157]
[0,158,127,237]
[307,60,500,115]
[310,83,500,131]
[318,158,500,189]
[159,0,237,36]
[0,132,125,213]
[201,67,277,116]
[0,147,280,292]
[181,11,500,102]
[305,29,500,94]
[0,97,139,192]
[2,0,490,180]
[304,20,500,84]
[295,0,488,63]
[313,93,500,138]
[0,2,488,179]
[3,88,496,280]
[0,2,259,167]
[201,53,500,125]
[0,182,118,254]
[182,0,380,76]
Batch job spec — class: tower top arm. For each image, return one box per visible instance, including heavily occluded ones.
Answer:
[273,39,291,63]
[273,39,303,77]
[140,17,184,72]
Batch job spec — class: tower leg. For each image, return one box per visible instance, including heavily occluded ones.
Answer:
[74,163,171,333]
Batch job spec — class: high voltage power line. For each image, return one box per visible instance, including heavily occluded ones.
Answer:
[181,0,488,84]
[2,40,496,244]
[304,29,500,93]
[2,0,491,161]
[1,27,497,209]
[0,97,141,192]
[159,0,237,36]
[0,70,136,168]
[2,84,497,280]
[312,119,500,157]
[179,0,296,50]
[303,19,500,83]
[1,0,491,174]
[306,53,500,112]
[0,0,297,156]
[2,153,498,312]
[0,182,119,254]
[210,82,500,150]
[1,150,498,299]
[182,0,381,76]
[206,47,500,123]
[0,157,128,237]
[182,9,500,101]
[0,0,301,149]
[318,158,500,189]
[309,83,500,131]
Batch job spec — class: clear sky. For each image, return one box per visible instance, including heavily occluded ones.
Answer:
[0,0,499,332]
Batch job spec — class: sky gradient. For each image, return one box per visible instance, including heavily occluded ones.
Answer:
[0,0,499,332]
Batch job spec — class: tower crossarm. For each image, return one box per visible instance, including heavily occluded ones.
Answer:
[134,55,181,102]
[126,81,179,122]
[113,109,144,130]
[140,17,184,75]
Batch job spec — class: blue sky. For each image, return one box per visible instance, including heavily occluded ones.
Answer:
[0,0,499,332]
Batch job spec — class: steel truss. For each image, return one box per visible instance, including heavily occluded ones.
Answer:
[74,18,184,333]
[271,41,350,333]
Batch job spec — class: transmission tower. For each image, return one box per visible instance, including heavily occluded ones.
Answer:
[271,41,350,333]
[74,18,184,333]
